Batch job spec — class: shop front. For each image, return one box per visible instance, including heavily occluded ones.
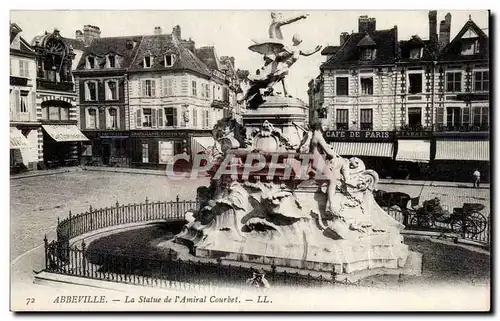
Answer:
[41,124,89,168]
[432,134,490,183]
[324,130,395,178]
[82,131,130,167]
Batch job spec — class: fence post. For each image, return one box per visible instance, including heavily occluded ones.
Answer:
[89,205,93,230]
[81,239,87,276]
[116,201,120,224]
[145,197,149,221]
[43,235,48,270]
[176,195,180,219]
[271,262,276,282]
[68,211,72,239]
[331,266,337,284]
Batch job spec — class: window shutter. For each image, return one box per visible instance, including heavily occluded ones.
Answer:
[152,109,157,128]
[151,80,156,97]
[85,108,90,129]
[141,80,146,97]
[163,78,168,96]
[30,91,36,117]
[105,81,109,100]
[14,89,20,116]
[85,82,90,100]
[173,107,178,127]
[136,109,142,128]
[436,107,444,125]
[193,109,197,127]
[158,108,163,127]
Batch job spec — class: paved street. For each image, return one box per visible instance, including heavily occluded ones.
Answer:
[10,170,209,262]
[11,170,490,263]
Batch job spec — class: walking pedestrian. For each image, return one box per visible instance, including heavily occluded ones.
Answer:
[473,169,481,188]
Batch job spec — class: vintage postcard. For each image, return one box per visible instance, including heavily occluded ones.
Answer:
[9,9,491,312]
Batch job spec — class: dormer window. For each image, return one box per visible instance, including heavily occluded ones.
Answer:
[360,48,376,61]
[164,54,175,67]
[409,47,423,60]
[86,56,96,69]
[107,55,116,68]
[461,39,480,56]
[144,56,152,68]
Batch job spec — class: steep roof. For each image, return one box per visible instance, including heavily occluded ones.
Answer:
[10,23,35,55]
[399,36,436,62]
[76,35,144,70]
[64,37,86,51]
[321,45,340,55]
[321,28,398,69]
[439,19,488,61]
[195,46,220,71]
[128,34,211,77]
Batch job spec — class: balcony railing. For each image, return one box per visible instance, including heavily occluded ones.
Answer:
[434,124,490,132]
[36,79,74,92]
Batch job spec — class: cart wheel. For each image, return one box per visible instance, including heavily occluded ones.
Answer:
[410,215,434,229]
[468,211,487,234]
[450,218,463,233]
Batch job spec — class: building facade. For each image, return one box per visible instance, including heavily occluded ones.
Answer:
[309,12,489,182]
[30,28,88,168]
[10,23,39,172]
[74,25,242,169]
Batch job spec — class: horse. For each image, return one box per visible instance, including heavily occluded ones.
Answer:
[373,189,412,212]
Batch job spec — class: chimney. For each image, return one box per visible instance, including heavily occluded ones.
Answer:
[75,30,84,42]
[173,25,181,39]
[154,26,162,35]
[340,32,349,45]
[438,13,452,50]
[83,24,101,46]
[428,10,437,44]
[358,15,376,34]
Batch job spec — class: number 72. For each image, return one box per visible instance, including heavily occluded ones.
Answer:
[26,298,35,305]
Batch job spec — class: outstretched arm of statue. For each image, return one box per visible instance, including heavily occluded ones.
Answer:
[279,14,308,26]
[300,45,323,57]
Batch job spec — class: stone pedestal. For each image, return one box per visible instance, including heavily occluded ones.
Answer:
[242,96,308,148]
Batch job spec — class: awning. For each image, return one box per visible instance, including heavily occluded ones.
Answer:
[42,125,89,142]
[396,140,431,163]
[329,142,393,158]
[435,139,489,161]
[10,127,29,149]
[190,136,216,155]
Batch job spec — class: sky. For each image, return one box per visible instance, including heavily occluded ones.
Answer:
[9,10,489,103]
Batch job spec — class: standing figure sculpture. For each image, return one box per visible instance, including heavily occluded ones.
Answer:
[268,12,308,40]
[239,33,322,107]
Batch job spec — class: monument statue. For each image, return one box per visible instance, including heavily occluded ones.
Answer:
[175,13,410,277]
[268,12,308,40]
[238,13,322,109]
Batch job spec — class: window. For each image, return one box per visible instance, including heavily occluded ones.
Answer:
[164,107,177,127]
[474,71,489,92]
[49,107,60,120]
[85,81,98,101]
[108,108,118,129]
[408,73,423,94]
[164,55,174,67]
[193,109,198,127]
[143,108,152,127]
[360,49,375,61]
[106,80,118,100]
[360,109,373,130]
[408,107,422,128]
[20,91,28,113]
[142,143,149,163]
[144,56,152,68]
[223,87,230,102]
[461,39,480,56]
[86,56,96,69]
[18,60,29,78]
[163,78,173,96]
[192,80,197,96]
[446,72,462,92]
[446,107,462,129]
[336,77,349,96]
[142,79,155,97]
[60,107,69,120]
[336,109,349,130]
[360,77,373,95]
[409,48,423,60]
[107,55,116,68]
[472,107,489,127]
[88,109,97,128]
[202,110,210,128]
